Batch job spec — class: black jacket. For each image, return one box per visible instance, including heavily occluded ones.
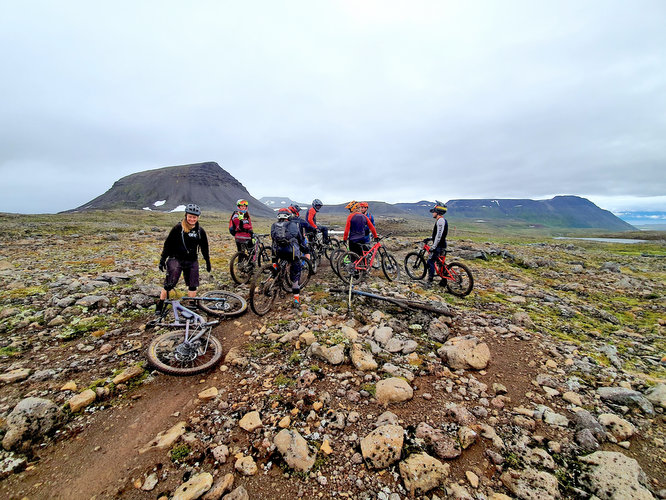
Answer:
[160,221,210,265]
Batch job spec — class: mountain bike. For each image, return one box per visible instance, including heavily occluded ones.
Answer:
[229,234,272,284]
[337,234,400,284]
[404,241,474,296]
[249,257,313,315]
[306,231,341,273]
[146,291,246,375]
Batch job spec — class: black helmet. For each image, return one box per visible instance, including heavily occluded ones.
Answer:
[185,203,201,216]
[429,201,447,216]
[288,204,300,216]
[312,199,323,210]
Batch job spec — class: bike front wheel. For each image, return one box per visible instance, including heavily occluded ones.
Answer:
[199,290,247,317]
[338,251,364,284]
[230,252,253,284]
[445,262,474,297]
[404,252,427,280]
[249,264,279,315]
[381,252,401,282]
[147,330,223,376]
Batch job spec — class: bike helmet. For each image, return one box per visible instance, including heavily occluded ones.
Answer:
[429,201,447,215]
[345,200,358,212]
[288,204,300,216]
[185,203,201,216]
[312,198,323,210]
[277,208,291,220]
[359,202,369,208]
[237,199,248,207]
[350,202,360,212]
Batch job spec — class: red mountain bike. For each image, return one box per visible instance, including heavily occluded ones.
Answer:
[338,234,400,284]
[404,241,474,296]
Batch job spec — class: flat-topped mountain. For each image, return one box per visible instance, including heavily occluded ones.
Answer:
[70,162,274,216]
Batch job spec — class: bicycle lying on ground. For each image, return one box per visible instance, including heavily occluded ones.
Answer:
[337,234,400,284]
[404,241,474,296]
[229,234,272,284]
[249,257,313,315]
[146,290,246,375]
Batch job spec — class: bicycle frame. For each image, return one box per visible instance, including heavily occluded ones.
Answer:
[157,297,219,343]
[421,243,460,282]
[352,233,392,271]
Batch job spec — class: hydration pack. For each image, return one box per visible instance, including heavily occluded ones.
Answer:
[273,221,292,246]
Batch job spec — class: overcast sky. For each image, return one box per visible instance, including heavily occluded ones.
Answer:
[1,0,665,215]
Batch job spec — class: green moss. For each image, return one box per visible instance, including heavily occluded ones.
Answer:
[0,346,19,357]
[274,374,296,387]
[361,383,376,396]
[170,444,191,462]
[0,286,47,300]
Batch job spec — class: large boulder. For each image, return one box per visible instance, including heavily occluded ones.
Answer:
[578,451,654,500]
[597,387,654,416]
[645,383,666,409]
[437,336,490,370]
[2,397,61,450]
[500,468,561,500]
[375,377,413,404]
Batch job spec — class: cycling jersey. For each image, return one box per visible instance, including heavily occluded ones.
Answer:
[431,217,448,249]
[160,220,210,263]
[344,213,377,243]
[229,211,253,242]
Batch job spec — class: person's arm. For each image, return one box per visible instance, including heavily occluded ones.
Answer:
[432,218,445,248]
[343,213,353,241]
[160,225,178,267]
[199,228,211,271]
[307,208,318,229]
[366,216,378,239]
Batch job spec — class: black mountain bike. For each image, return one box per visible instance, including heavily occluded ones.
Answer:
[229,234,272,284]
[249,257,313,315]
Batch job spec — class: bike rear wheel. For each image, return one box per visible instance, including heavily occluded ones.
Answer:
[324,237,341,259]
[445,262,474,297]
[147,330,223,376]
[338,251,364,284]
[230,252,253,284]
[249,264,279,315]
[381,252,401,281]
[199,290,247,317]
[404,252,427,280]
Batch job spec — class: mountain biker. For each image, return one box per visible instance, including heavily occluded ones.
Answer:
[288,204,311,259]
[359,202,374,244]
[424,202,448,288]
[156,204,211,314]
[345,200,358,213]
[271,208,308,308]
[305,198,330,245]
[343,202,378,256]
[228,199,254,252]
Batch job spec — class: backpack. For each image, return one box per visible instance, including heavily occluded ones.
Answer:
[273,221,292,246]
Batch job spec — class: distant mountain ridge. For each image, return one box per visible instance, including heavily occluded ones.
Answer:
[70,162,274,216]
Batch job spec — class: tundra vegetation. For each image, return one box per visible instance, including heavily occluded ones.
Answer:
[0,210,664,499]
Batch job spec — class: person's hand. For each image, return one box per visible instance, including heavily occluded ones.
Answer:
[159,260,165,272]
[206,261,212,273]
[374,236,380,242]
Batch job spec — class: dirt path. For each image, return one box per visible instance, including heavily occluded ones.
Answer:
[1,313,263,500]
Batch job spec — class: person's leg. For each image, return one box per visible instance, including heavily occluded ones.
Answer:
[289,256,301,305]
[320,226,329,243]
[183,261,200,298]
[158,259,182,312]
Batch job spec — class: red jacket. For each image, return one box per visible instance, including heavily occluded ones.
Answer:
[343,213,377,242]
[229,211,253,241]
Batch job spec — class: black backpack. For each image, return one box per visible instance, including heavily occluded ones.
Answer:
[273,221,292,246]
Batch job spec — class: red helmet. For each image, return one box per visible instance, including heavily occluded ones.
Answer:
[359,202,368,208]
[288,204,300,216]
[277,208,291,220]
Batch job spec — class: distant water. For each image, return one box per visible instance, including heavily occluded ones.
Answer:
[554,237,648,244]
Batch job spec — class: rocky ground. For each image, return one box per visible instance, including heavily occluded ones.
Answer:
[0,212,664,500]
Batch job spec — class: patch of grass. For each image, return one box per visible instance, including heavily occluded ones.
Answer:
[170,444,191,462]
[0,285,47,300]
[361,383,376,396]
[274,374,296,387]
[0,346,19,357]
[56,315,110,340]
[288,352,302,365]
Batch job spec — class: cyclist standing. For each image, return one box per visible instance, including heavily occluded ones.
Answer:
[288,204,311,259]
[228,199,254,252]
[271,208,308,308]
[156,204,211,314]
[359,202,374,245]
[343,202,378,256]
[305,198,330,244]
[425,202,448,288]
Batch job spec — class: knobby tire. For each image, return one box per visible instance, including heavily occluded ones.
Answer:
[445,262,474,297]
[381,252,400,282]
[404,252,427,280]
[249,264,279,315]
[230,252,253,284]
[198,290,247,317]
[147,330,223,376]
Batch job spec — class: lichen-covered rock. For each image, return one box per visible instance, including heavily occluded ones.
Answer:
[274,429,316,472]
[350,343,378,371]
[360,424,404,468]
[399,452,450,496]
[172,472,213,500]
[578,451,654,500]
[2,397,61,450]
[598,413,635,441]
[597,387,654,416]
[309,342,345,365]
[500,467,560,500]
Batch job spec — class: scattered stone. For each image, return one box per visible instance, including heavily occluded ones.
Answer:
[198,387,219,401]
[68,389,96,413]
[437,336,491,370]
[172,472,213,500]
[139,421,187,454]
[112,364,144,385]
[235,456,258,476]
[350,343,378,371]
[597,387,655,416]
[239,411,262,432]
[202,473,234,500]
[309,342,345,365]
[141,473,158,491]
[598,414,635,441]
[274,429,316,472]
[0,368,31,384]
[211,444,229,463]
[500,467,560,500]
[375,377,413,404]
